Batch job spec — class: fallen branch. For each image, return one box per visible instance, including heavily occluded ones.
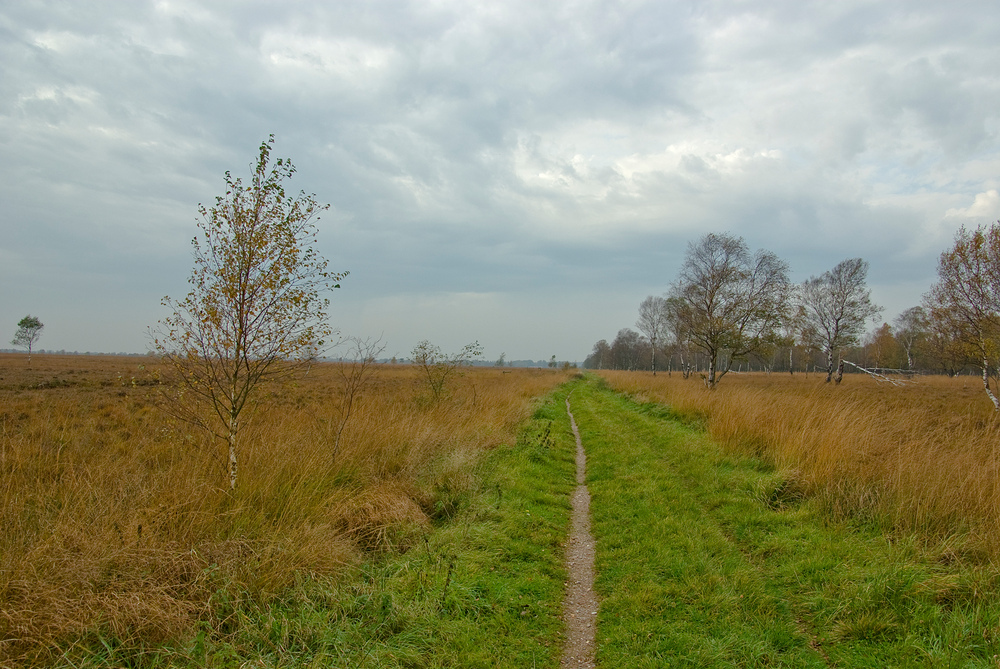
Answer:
[841,360,914,386]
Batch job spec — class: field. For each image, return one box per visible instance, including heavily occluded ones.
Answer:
[566,379,1000,666]
[0,353,571,666]
[597,369,1000,559]
[7,354,1000,666]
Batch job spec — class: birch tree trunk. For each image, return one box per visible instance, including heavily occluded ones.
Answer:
[228,414,238,491]
[982,351,1000,411]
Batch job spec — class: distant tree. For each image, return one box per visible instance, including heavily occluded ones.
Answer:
[411,340,483,401]
[495,352,506,367]
[549,355,557,368]
[800,258,882,383]
[152,136,347,489]
[922,305,973,377]
[924,223,1000,409]
[636,295,669,375]
[779,302,807,374]
[662,296,694,378]
[584,339,611,370]
[866,323,898,370]
[12,315,44,364]
[668,233,791,388]
[611,328,645,371]
[893,306,929,370]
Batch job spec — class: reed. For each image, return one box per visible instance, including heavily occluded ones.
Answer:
[598,370,1000,558]
[0,354,568,665]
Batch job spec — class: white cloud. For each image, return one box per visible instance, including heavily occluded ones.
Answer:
[944,190,1000,221]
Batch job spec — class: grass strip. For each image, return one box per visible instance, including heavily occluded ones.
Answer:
[571,377,1000,668]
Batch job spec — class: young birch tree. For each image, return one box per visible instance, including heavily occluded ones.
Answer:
[153,136,347,489]
[800,258,882,383]
[668,233,791,389]
[411,340,483,401]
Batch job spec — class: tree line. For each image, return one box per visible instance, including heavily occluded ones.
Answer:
[584,226,1000,405]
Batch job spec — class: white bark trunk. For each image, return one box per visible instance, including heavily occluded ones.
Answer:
[982,356,1000,411]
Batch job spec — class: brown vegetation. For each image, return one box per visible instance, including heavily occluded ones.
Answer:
[599,370,1000,559]
[0,353,568,665]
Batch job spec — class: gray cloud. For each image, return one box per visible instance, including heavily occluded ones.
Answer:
[2,0,999,358]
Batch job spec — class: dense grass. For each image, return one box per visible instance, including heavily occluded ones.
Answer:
[571,377,1000,667]
[599,370,1000,560]
[60,384,579,668]
[0,354,571,666]
[12,355,1000,666]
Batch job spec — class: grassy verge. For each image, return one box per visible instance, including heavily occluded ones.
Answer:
[59,384,579,668]
[598,370,1000,557]
[570,377,1000,668]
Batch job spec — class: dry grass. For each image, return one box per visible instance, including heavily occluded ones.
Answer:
[598,369,1000,559]
[0,353,569,665]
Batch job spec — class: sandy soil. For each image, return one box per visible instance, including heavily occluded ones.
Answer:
[560,396,598,668]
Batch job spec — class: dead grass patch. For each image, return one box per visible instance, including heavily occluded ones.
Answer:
[0,353,568,665]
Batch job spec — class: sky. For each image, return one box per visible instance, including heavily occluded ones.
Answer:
[3,0,1000,362]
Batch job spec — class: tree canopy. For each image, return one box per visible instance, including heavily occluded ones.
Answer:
[12,315,44,363]
[800,258,882,383]
[667,233,791,388]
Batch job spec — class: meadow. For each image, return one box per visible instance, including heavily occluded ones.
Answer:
[598,369,1000,560]
[567,378,1000,666]
[8,354,1000,666]
[0,353,571,666]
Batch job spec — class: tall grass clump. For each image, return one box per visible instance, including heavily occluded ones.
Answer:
[0,354,569,666]
[598,370,1000,558]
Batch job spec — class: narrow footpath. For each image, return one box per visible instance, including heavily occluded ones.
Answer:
[560,395,598,668]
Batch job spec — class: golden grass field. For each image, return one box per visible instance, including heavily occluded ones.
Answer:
[7,354,1000,664]
[0,353,570,665]
[598,369,1000,560]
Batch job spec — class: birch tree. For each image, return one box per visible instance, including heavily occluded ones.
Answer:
[635,295,668,375]
[11,315,43,364]
[411,340,483,401]
[585,340,611,370]
[924,223,1000,410]
[152,136,347,489]
[663,296,694,378]
[800,258,882,383]
[667,233,791,388]
[893,306,928,370]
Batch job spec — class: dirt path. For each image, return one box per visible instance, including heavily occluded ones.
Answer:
[560,396,598,668]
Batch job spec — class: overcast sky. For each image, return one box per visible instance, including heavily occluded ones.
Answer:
[3,1,1000,361]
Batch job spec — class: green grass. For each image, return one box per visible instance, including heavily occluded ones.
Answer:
[57,389,579,668]
[51,376,1000,667]
[568,377,1000,668]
